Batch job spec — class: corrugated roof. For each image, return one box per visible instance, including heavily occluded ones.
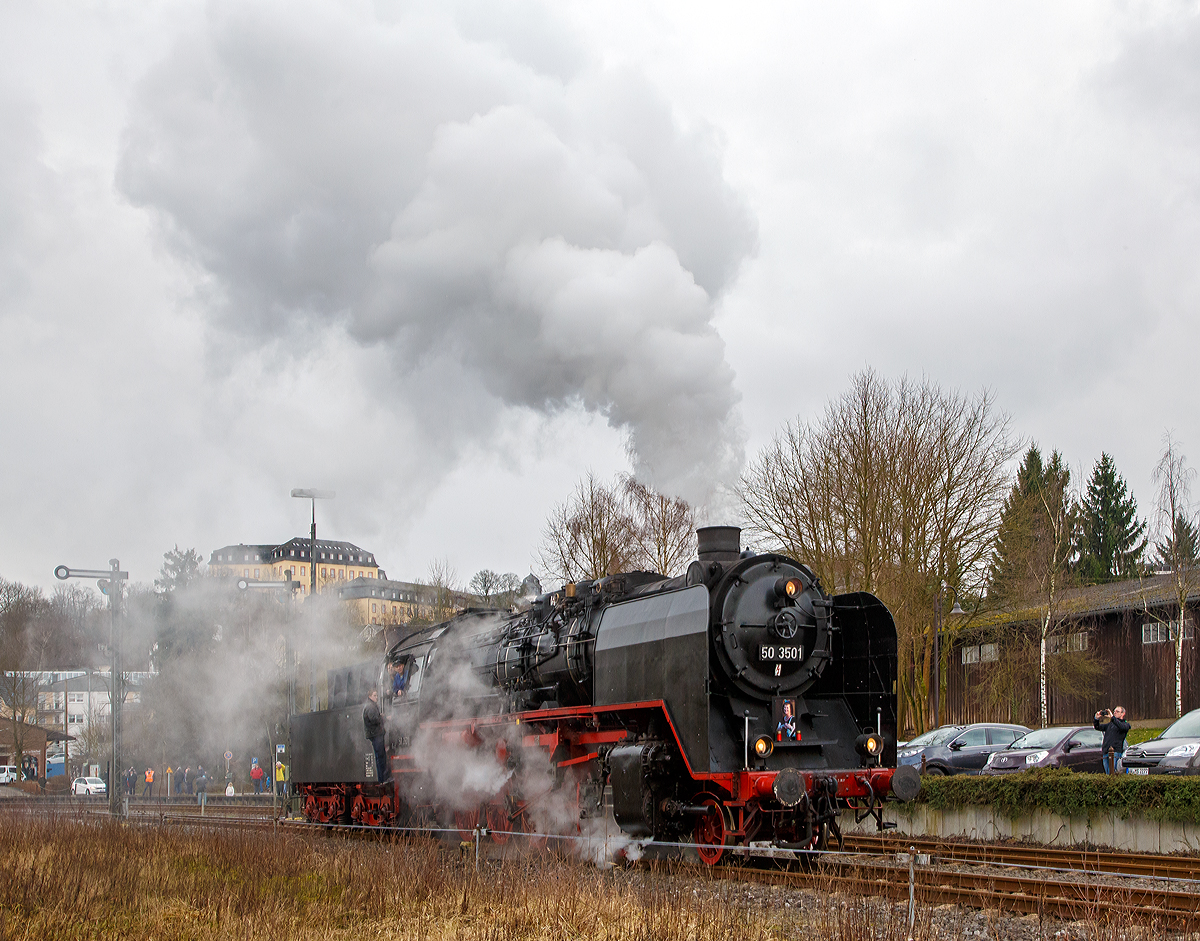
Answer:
[977,570,1200,628]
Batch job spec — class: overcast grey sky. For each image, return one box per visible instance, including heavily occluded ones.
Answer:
[2,1,1197,589]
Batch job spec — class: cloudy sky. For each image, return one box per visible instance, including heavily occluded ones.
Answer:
[2,1,1197,589]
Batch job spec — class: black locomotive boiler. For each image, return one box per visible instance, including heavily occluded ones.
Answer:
[290,526,920,861]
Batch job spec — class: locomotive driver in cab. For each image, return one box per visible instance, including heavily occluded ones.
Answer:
[363,688,390,784]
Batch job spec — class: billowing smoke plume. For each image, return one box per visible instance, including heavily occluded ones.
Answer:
[116,0,753,504]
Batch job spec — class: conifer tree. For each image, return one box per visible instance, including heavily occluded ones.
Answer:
[1075,453,1146,582]
[1153,514,1199,571]
[986,445,1044,603]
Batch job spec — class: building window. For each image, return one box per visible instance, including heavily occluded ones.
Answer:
[68,692,84,704]
[244,569,249,577]
[371,603,377,613]
[254,568,260,578]
[1047,632,1088,655]
[1143,620,1194,644]
[321,568,327,577]
[68,713,84,724]
[961,644,1000,664]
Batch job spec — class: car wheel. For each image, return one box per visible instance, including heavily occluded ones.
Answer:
[924,766,946,776]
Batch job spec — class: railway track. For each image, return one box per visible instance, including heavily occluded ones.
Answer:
[712,852,1200,930]
[845,833,1200,882]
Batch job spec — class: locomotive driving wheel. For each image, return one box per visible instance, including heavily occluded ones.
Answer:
[518,802,548,849]
[487,801,511,844]
[694,795,733,866]
[455,806,481,842]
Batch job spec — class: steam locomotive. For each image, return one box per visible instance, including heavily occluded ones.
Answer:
[290,526,920,862]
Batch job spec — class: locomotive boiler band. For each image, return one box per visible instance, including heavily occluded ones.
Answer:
[289,526,920,861]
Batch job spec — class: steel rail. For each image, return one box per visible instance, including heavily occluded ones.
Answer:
[845,833,1200,882]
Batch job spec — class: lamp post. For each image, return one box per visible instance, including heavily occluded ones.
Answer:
[932,580,966,729]
[291,489,333,714]
[290,489,335,601]
[55,559,129,817]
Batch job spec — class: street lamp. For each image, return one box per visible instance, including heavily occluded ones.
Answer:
[290,488,335,601]
[54,559,128,818]
[932,580,966,729]
[291,489,333,716]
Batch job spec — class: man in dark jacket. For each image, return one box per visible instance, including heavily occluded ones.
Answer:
[1094,706,1131,774]
[363,688,390,784]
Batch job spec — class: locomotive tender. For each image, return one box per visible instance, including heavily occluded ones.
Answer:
[291,526,920,862]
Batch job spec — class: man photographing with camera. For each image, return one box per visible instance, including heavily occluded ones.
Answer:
[1094,706,1130,774]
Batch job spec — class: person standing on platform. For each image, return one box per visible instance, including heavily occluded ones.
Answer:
[1094,706,1131,774]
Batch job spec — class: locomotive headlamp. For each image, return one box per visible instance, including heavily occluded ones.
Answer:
[772,577,803,604]
[855,733,885,758]
[753,735,774,759]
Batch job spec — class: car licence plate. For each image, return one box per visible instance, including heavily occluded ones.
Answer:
[1128,767,1149,775]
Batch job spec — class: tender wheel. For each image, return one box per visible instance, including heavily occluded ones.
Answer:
[694,796,732,866]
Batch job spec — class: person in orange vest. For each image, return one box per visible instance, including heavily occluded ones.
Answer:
[142,766,154,798]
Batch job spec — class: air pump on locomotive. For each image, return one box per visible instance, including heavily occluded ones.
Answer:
[291,526,920,861]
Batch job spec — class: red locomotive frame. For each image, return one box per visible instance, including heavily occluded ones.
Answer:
[296,698,899,863]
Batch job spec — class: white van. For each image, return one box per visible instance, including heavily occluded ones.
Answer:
[0,766,19,784]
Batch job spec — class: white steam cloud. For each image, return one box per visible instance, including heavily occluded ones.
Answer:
[116,0,754,504]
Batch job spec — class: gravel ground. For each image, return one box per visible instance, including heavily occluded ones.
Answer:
[615,857,1200,941]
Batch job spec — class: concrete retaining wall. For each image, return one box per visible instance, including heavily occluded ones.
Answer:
[847,804,1200,855]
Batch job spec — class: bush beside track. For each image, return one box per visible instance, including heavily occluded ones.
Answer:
[900,768,1200,823]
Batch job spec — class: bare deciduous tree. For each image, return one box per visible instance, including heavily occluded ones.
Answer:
[538,473,698,584]
[1152,434,1199,719]
[468,569,502,604]
[538,473,638,583]
[621,475,696,577]
[424,558,461,624]
[1029,456,1077,727]
[740,370,1017,734]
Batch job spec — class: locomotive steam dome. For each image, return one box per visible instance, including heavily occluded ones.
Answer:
[701,528,831,701]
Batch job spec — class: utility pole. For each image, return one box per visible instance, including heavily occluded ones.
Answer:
[55,559,128,817]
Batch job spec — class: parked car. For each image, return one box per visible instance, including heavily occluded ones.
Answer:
[898,722,1031,775]
[0,766,19,784]
[72,776,106,796]
[1121,708,1200,776]
[981,726,1105,774]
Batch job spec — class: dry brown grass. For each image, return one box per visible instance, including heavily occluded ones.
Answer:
[0,817,1182,940]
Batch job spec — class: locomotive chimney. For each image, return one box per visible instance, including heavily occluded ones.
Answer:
[696,526,741,563]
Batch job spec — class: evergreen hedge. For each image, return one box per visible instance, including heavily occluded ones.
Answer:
[902,768,1200,824]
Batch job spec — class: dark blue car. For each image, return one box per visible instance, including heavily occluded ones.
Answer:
[897,722,1030,775]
